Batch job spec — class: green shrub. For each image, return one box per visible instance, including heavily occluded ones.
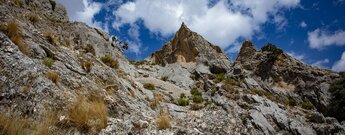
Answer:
[190,87,201,96]
[287,98,297,106]
[180,93,186,99]
[328,74,345,121]
[214,73,225,83]
[177,98,189,106]
[101,55,119,69]
[160,76,168,81]
[43,57,54,68]
[302,101,314,110]
[192,94,203,103]
[211,86,217,96]
[143,83,155,90]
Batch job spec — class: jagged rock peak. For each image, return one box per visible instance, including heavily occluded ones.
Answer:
[235,40,256,64]
[146,23,231,73]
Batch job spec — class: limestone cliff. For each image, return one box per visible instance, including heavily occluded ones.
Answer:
[0,0,344,135]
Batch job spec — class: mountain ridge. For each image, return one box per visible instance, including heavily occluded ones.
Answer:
[0,0,344,135]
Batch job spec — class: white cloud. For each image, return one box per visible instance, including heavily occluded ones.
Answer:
[300,21,307,28]
[332,52,345,72]
[308,29,345,49]
[127,24,142,55]
[113,0,300,49]
[312,59,329,68]
[56,0,106,31]
[287,51,305,61]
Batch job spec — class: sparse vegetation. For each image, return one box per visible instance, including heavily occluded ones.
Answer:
[84,44,96,55]
[43,57,55,68]
[190,87,203,103]
[44,31,55,45]
[82,61,93,73]
[46,70,59,83]
[302,101,314,110]
[328,73,345,121]
[214,73,225,83]
[177,93,189,106]
[129,60,145,66]
[190,103,204,110]
[150,93,162,109]
[161,76,168,81]
[101,55,119,69]
[0,114,30,135]
[15,0,24,7]
[0,111,59,135]
[156,113,171,130]
[68,96,108,132]
[143,83,155,90]
[211,86,217,96]
[34,111,58,135]
[287,98,297,106]
[29,14,39,25]
[1,20,30,56]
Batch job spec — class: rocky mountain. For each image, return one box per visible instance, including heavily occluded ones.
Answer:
[0,0,344,135]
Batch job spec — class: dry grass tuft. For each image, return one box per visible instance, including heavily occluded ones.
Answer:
[82,61,93,73]
[46,70,59,83]
[44,31,55,45]
[35,111,58,135]
[101,55,119,69]
[1,20,30,56]
[150,93,162,109]
[29,14,39,25]
[84,44,96,56]
[68,96,108,132]
[0,114,30,135]
[156,113,171,130]
[22,85,30,95]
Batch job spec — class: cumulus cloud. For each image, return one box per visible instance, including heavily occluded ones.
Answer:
[56,0,106,31]
[312,59,329,68]
[308,29,345,49]
[300,21,307,28]
[332,52,345,72]
[113,0,300,50]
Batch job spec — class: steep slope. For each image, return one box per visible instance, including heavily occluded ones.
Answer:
[233,41,339,115]
[0,0,345,135]
[146,23,231,74]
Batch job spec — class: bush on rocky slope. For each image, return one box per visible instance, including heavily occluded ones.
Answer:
[156,113,171,130]
[0,20,30,56]
[101,55,119,69]
[68,96,108,132]
[143,83,155,90]
[328,73,345,121]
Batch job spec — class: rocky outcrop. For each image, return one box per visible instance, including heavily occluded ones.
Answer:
[1,0,345,135]
[233,41,340,121]
[146,23,231,74]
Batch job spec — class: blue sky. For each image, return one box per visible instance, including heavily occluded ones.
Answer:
[56,0,345,72]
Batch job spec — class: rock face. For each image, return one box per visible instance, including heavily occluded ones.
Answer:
[146,23,231,74]
[233,41,339,115]
[0,0,345,135]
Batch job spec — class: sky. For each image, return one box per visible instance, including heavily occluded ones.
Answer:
[55,0,345,72]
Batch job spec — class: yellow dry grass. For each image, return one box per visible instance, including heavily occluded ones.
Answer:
[68,96,108,132]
